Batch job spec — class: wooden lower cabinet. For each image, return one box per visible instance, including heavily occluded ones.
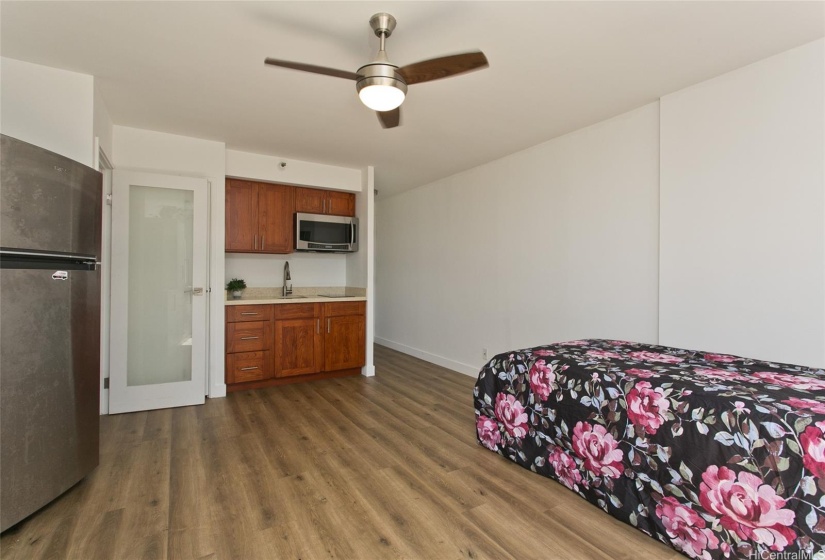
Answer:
[274,317,324,377]
[324,308,366,372]
[272,303,323,377]
[225,305,274,385]
[226,301,366,392]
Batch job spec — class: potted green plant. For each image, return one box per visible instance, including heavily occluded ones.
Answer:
[226,278,247,300]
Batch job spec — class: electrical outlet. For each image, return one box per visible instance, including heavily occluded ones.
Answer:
[482,347,488,362]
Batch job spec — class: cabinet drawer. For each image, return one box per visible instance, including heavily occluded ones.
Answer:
[227,305,272,322]
[226,351,272,384]
[324,301,366,318]
[227,321,271,353]
[273,303,320,320]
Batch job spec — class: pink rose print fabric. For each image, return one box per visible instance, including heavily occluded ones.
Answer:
[494,393,528,439]
[474,339,825,559]
[699,466,796,551]
[571,421,624,478]
[528,359,556,402]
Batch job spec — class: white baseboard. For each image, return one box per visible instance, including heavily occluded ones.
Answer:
[361,364,376,377]
[374,337,481,378]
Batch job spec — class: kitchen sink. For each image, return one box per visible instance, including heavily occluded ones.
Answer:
[277,295,307,299]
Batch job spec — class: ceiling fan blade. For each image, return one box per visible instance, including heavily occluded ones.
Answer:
[397,51,488,85]
[264,58,359,80]
[377,108,401,129]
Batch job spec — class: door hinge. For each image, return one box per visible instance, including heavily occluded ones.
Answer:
[106,194,113,206]
[104,377,110,389]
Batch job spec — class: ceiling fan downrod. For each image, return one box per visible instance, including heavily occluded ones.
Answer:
[369,13,395,63]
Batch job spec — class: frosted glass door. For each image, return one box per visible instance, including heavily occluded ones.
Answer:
[127,186,193,386]
[109,171,208,414]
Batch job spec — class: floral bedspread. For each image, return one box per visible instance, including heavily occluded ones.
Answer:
[473,339,825,559]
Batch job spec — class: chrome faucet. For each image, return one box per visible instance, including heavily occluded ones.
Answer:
[283,261,293,297]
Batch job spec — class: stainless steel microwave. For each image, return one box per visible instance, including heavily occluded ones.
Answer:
[295,212,359,253]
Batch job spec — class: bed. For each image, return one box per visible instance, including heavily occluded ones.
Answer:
[473,339,825,559]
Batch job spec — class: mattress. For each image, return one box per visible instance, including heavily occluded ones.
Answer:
[473,339,825,559]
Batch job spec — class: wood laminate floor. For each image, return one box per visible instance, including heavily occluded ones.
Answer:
[1,345,681,560]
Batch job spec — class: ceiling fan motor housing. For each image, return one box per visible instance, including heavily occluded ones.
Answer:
[355,62,408,96]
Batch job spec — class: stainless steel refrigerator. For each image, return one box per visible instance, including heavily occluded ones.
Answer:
[0,134,102,532]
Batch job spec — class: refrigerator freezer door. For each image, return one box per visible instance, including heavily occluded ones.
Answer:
[0,134,102,258]
[0,265,100,531]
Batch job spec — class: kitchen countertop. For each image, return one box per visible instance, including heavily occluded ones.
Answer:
[225,286,366,306]
[226,295,366,306]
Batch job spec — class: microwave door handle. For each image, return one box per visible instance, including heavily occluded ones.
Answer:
[350,221,354,249]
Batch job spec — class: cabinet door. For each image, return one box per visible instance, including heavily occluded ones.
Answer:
[258,184,294,253]
[274,318,323,377]
[225,180,258,251]
[326,191,355,217]
[324,314,366,371]
[295,187,326,215]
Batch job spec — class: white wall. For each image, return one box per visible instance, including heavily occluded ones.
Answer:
[376,103,661,375]
[113,126,228,397]
[226,253,347,288]
[226,149,362,192]
[93,82,114,163]
[659,39,825,368]
[0,57,94,166]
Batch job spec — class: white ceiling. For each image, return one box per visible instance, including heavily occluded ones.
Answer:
[1,1,823,196]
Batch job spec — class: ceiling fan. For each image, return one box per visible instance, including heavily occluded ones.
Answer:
[264,13,489,129]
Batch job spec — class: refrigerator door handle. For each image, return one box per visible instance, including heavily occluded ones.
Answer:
[0,249,96,261]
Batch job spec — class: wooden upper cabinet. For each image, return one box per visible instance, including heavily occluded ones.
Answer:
[226,179,294,254]
[294,188,326,215]
[295,187,355,217]
[258,184,294,253]
[327,191,356,217]
[225,180,258,251]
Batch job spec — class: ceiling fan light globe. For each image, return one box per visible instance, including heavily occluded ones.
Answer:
[359,84,405,112]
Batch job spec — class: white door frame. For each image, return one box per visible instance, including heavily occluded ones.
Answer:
[96,140,113,414]
[109,170,209,414]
